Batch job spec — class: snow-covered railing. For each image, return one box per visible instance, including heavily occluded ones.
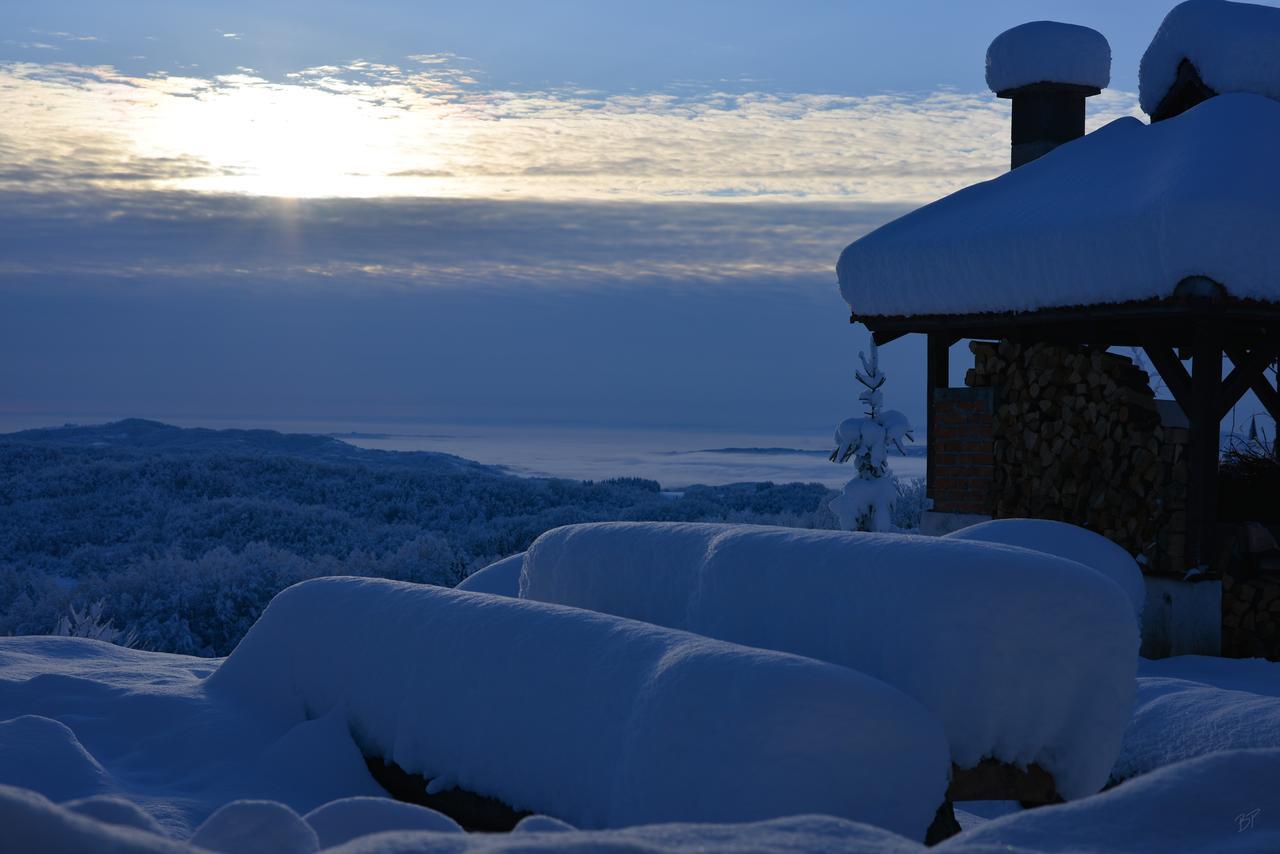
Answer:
[207,577,951,840]
[521,522,1140,800]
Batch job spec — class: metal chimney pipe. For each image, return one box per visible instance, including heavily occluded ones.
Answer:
[998,82,1101,169]
[985,21,1111,170]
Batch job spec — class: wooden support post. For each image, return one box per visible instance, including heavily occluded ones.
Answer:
[1186,326,1223,571]
[926,334,952,502]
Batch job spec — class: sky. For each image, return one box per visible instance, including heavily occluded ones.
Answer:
[0,1,1241,435]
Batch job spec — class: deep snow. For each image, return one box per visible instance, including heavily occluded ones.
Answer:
[0,636,387,837]
[453,554,523,597]
[207,577,951,837]
[3,607,1280,851]
[944,518,1147,619]
[939,748,1280,853]
[837,94,1280,317]
[521,521,1139,798]
[7,748,1280,853]
[1113,655,1280,782]
[985,21,1111,93]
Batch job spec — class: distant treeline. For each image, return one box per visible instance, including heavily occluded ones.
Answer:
[0,420,911,656]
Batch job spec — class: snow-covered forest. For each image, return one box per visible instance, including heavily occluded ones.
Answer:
[0,420,922,655]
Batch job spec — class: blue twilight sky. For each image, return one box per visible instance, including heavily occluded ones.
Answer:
[0,1,1253,434]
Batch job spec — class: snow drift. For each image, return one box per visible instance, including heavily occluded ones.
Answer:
[522,522,1139,798]
[207,577,950,838]
[944,518,1146,619]
[1115,656,1280,781]
[304,797,461,848]
[0,784,928,854]
[455,553,524,597]
[938,748,1280,853]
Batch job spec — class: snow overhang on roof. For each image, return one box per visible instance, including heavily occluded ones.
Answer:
[1141,1,1280,117]
[837,94,1280,320]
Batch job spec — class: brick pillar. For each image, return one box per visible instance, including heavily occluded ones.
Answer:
[932,388,996,515]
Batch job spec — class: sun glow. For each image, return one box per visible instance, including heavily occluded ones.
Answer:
[2,60,1140,203]
[139,74,470,198]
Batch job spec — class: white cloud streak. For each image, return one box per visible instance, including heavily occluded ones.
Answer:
[0,59,1141,203]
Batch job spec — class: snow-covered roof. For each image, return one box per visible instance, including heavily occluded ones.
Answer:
[1140,1,1280,116]
[986,21,1111,94]
[837,93,1280,319]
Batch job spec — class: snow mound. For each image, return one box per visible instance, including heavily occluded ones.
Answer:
[837,93,1280,316]
[945,519,1146,619]
[522,522,1139,799]
[512,814,577,833]
[939,748,1280,853]
[1115,657,1280,780]
[190,800,319,854]
[334,815,923,853]
[0,635,388,837]
[0,786,928,853]
[208,577,950,839]
[246,708,388,813]
[1140,0,1280,114]
[304,797,461,848]
[63,795,166,836]
[455,553,524,597]
[986,21,1111,93]
[0,784,186,853]
[1138,652,1280,696]
[0,715,115,804]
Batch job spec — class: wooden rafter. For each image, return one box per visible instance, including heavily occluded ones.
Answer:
[1143,346,1192,414]
[871,330,908,346]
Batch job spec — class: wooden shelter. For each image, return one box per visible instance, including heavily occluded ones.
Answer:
[858,283,1280,572]
[838,12,1280,575]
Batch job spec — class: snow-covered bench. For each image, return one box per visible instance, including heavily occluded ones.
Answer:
[521,522,1140,802]
[208,577,951,840]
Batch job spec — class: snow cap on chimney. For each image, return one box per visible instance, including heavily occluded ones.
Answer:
[986,21,1111,169]
[986,21,1111,95]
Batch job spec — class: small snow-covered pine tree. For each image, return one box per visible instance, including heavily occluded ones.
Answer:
[828,336,913,532]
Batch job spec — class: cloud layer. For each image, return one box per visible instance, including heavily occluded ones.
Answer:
[1,58,1141,203]
[0,53,1138,430]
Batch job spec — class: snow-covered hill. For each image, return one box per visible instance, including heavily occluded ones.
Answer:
[0,421,842,655]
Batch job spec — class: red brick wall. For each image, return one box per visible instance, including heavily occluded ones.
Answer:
[932,388,996,515]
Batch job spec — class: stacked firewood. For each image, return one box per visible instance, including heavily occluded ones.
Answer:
[1222,524,1280,658]
[967,340,1187,571]
[1223,573,1280,656]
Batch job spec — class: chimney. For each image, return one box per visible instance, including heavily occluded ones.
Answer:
[985,21,1111,170]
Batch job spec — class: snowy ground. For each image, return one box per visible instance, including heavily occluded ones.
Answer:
[3,582,1280,852]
